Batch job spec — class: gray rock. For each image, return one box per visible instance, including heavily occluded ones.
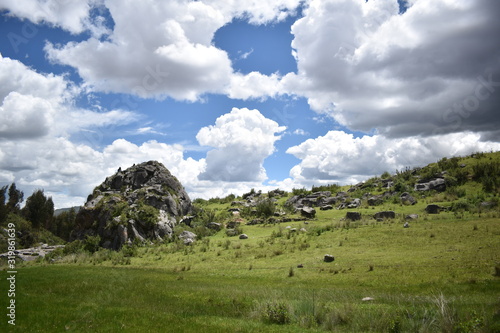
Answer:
[239,234,249,239]
[400,192,417,205]
[345,211,361,221]
[347,198,361,208]
[179,230,197,245]
[367,196,383,206]
[406,214,419,220]
[324,254,335,262]
[415,178,446,192]
[300,206,316,218]
[425,204,442,214]
[226,221,241,229]
[373,211,396,219]
[403,222,410,228]
[207,222,222,230]
[72,161,193,250]
[320,205,333,211]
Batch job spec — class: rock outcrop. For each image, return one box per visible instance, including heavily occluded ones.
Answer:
[72,161,193,249]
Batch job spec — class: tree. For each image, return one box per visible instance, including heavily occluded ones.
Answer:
[23,189,54,229]
[7,183,24,213]
[0,185,8,224]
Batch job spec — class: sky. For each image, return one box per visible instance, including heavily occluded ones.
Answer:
[0,0,500,209]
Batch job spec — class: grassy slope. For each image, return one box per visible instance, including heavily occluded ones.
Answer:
[1,152,500,332]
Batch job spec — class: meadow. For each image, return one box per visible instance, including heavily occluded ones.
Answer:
[2,208,500,332]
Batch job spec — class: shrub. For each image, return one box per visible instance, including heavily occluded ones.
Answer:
[63,240,84,255]
[263,302,291,324]
[83,235,101,254]
[255,199,276,219]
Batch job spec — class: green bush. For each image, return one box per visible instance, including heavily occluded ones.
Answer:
[263,302,291,324]
[83,235,101,253]
[255,199,276,219]
[63,240,84,255]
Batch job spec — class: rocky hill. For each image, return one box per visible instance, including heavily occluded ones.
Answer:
[72,161,193,249]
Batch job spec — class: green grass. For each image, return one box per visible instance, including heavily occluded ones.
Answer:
[2,214,500,332]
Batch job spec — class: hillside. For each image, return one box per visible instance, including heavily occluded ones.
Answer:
[1,151,500,332]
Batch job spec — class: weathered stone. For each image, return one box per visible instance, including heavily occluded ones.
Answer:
[324,254,335,262]
[406,214,419,220]
[72,161,192,250]
[345,211,361,221]
[367,196,383,206]
[373,211,396,219]
[226,221,241,229]
[239,234,249,239]
[347,198,361,208]
[425,204,442,214]
[400,192,417,205]
[300,206,316,218]
[320,205,333,211]
[179,230,197,245]
[415,178,446,192]
[207,222,222,230]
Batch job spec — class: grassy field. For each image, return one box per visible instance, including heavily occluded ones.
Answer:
[2,211,500,332]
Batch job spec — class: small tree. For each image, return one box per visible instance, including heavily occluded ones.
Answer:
[0,185,8,224]
[23,189,54,229]
[7,183,23,213]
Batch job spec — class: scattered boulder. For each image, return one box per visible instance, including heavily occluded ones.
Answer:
[403,222,410,228]
[297,264,304,268]
[207,222,222,231]
[425,204,442,214]
[400,192,417,205]
[347,198,361,209]
[406,214,419,220]
[415,178,446,192]
[373,211,396,220]
[362,297,375,302]
[179,230,197,245]
[323,254,335,262]
[239,234,249,240]
[345,211,361,221]
[226,221,241,229]
[367,196,383,206]
[300,206,316,218]
[320,205,333,211]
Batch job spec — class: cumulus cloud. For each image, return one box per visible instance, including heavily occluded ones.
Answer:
[197,107,286,181]
[286,130,500,186]
[283,0,500,138]
[38,0,303,101]
[0,54,137,140]
[0,0,93,34]
[0,136,205,208]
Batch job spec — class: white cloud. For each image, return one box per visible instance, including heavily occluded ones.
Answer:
[0,54,137,140]
[0,136,205,208]
[286,130,500,186]
[283,0,500,138]
[293,128,308,136]
[0,0,93,34]
[39,0,303,101]
[197,107,286,181]
[228,72,282,100]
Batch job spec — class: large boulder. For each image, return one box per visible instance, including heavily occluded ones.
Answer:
[300,206,316,218]
[72,161,193,249]
[415,178,446,192]
[425,204,442,214]
[373,211,396,220]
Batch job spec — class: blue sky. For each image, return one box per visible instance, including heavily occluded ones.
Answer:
[0,0,499,208]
